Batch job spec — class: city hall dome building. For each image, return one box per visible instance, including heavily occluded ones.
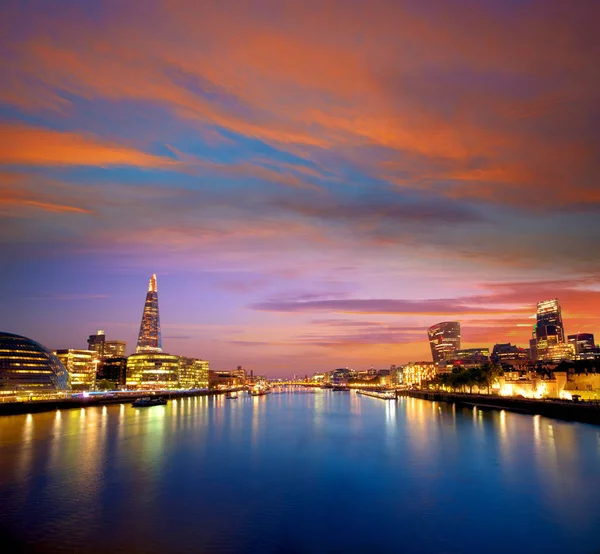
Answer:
[0,332,70,400]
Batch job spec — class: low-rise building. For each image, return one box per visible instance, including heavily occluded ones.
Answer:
[126,353,179,390]
[402,362,438,387]
[96,356,127,389]
[179,357,209,389]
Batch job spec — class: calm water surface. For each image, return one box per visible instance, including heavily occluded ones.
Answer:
[1,391,599,554]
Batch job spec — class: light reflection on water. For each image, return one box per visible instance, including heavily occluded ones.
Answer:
[0,391,599,554]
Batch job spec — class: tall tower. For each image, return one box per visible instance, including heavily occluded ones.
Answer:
[533,299,565,360]
[136,274,162,353]
[428,321,461,363]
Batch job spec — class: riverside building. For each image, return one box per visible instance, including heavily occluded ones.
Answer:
[126,353,180,390]
[179,357,210,389]
[0,332,70,401]
[55,349,98,391]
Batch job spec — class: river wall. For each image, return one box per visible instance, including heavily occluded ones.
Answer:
[0,388,244,416]
[403,390,600,425]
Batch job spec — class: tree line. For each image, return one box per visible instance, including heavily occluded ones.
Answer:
[427,363,503,394]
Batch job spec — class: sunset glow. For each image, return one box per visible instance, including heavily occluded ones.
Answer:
[1,1,599,375]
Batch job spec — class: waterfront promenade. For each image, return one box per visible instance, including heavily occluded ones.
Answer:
[403,389,600,425]
[0,388,244,416]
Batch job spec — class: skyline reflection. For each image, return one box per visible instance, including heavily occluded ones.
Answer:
[0,393,599,554]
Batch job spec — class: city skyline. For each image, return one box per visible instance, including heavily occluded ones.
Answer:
[1,1,599,374]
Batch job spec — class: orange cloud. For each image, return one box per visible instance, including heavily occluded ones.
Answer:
[0,173,92,215]
[0,124,178,168]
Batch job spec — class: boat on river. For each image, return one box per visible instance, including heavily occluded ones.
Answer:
[249,387,271,397]
[226,391,238,399]
[132,396,167,407]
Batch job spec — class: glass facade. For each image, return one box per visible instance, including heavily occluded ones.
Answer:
[55,349,98,391]
[533,299,567,361]
[428,322,461,363]
[568,333,597,358]
[179,357,210,389]
[126,353,179,390]
[136,274,162,353]
[0,332,70,401]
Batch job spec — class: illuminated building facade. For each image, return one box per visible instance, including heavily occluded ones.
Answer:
[568,333,598,359]
[88,329,126,359]
[402,362,437,387]
[136,274,162,353]
[179,357,210,389]
[533,299,566,361]
[55,349,97,391]
[126,353,179,390]
[0,332,70,401]
[428,322,461,363]
[104,340,126,358]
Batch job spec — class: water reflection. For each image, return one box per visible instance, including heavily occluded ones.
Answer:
[1,393,599,554]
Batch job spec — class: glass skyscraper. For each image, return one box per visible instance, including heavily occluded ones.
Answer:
[136,274,162,353]
[533,299,566,361]
[428,322,461,363]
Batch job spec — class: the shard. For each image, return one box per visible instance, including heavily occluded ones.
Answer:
[136,274,162,353]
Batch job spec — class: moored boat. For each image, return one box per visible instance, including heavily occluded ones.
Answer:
[132,396,167,407]
[226,391,238,399]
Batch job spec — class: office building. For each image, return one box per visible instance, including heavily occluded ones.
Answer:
[568,333,598,358]
[126,353,179,390]
[450,348,490,367]
[55,349,97,391]
[533,299,566,360]
[88,330,106,357]
[179,357,210,389]
[491,343,530,366]
[0,332,70,400]
[136,274,162,353]
[96,356,127,389]
[88,330,127,359]
[428,322,461,363]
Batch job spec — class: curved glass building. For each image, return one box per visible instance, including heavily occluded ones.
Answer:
[428,322,461,364]
[0,332,70,400]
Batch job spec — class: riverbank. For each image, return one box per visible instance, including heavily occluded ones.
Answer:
[0,388,244,416]
[357,389,396,400]
[403,390,600,425]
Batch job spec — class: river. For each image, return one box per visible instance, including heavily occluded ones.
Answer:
[1,390,599,553]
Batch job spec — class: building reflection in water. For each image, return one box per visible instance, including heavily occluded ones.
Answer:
[1,393,600,553]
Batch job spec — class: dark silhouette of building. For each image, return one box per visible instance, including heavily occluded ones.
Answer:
[97,356,128,389]
[428,322,461,363]
[136,274,162,353]
[88,329,106,357]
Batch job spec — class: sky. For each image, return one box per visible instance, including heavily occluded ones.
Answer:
[1,1,599,376]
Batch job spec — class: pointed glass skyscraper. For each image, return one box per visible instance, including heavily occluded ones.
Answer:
[136,274,163,353]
